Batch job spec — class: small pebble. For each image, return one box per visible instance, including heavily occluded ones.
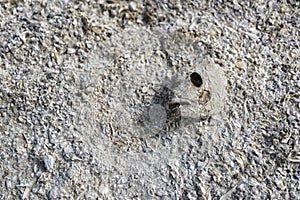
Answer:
[44,155,55,171]
[129,2,137,11]
[141,86,149,93]
[67,48,76,54]
[236,60,244,69]
[99,184,109,195]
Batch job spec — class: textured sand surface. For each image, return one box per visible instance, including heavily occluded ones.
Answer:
[0,0,299,199]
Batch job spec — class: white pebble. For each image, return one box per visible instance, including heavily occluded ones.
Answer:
[99,184,109,195]
[129,2,137,11]
[67,48,76,54]
[44,155,55,171]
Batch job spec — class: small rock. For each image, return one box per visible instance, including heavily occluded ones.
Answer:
[5,180,11,189]
[236,60,244,69]
[99,184,109,195]
[43,155,55,171]
[129,2,137,11]
[281,5,290,13]
[109,10,118,17]
[141,86,149,93]
[67,48,76,54]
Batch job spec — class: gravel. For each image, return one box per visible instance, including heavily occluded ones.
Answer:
[0,0,299,199]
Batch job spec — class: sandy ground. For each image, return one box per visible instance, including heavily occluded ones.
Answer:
[0,0,299,199]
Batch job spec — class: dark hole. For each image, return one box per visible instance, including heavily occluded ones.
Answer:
[168,102,180,110]
[190,72,203,87]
